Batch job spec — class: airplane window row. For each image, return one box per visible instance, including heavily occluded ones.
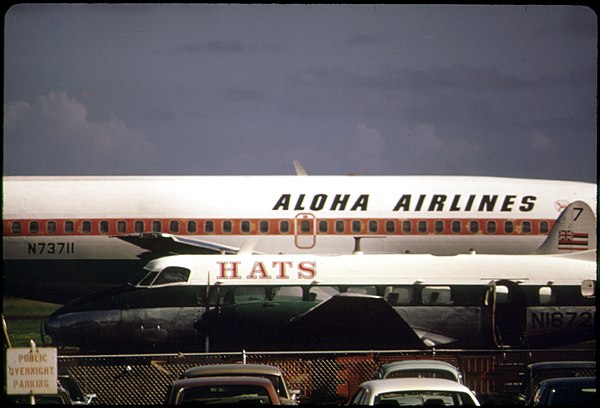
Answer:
[149,284,567,307]
[8,218,550,235]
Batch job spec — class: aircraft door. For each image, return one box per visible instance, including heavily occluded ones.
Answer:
[491,280,527,348]
[295,213,316,249]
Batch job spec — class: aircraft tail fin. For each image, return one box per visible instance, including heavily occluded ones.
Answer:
[534,200,596,256]
[293,160,308,176]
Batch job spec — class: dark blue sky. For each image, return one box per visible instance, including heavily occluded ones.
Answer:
[4,4,597,181]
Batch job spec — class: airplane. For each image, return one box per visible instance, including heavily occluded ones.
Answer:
[42,201,596,353]
[2,174,596,304]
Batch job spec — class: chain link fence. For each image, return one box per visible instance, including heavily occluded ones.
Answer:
[56,347,595,405]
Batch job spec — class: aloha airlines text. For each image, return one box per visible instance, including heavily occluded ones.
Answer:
[272,194,537,212]
[217,261,317,280]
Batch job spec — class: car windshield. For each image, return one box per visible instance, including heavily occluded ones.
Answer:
[375,391,476,406]
[178,384,272,405]
[548,385,596,405]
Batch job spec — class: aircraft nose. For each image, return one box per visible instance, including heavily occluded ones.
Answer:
[44,314,63,341]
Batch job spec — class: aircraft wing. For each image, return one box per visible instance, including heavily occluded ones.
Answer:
[114,233,246,256]
[288,293,425,350]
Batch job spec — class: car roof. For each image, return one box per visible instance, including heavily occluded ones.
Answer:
[182,364,283,378]
[359,378,473,394]
[538,376,596,388]
[171,375,276,389]
[381,360,460,372]
[527,361,596,371]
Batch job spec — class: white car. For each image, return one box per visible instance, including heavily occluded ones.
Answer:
[348,378,480,406]
[373,360,464,384]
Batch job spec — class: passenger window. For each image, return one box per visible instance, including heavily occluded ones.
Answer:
[259,220,269,233]
[487,221,497,234]
[234,287,267,303]
[469,220,479,233]
[352,220,362,233]
[385,220,396,233]
[64,221,74,234]
[82,221,91,233]
[347,286,377,295]
[418,220,427,233]
[522,221,532,234]
[11,221,21,234]
[170,220,179,233]
[100,220,109,233]
[384,287,414,305]
[538,286,556,305]
[117,221,127,233]
[279,220,290,234]
[451,220,461,233]
[308,286,340,301]
[271,286,303,301]
[300,220,311,233]
[222,220,232,233]
[335,220,345,233]
[47,221,56,234]
[318,220,328,233]
[422,286,453,305]
[152,221,162,232]
[152,267,190,286]
[29,221,39,234]
[187,220,197,233]
[434,220,444,233]
[135,220,144,233]
[402,220,411,233]
[504,221,514,234]
[205,220,215,233]
[368,220,378,233]
[539,221,549,234]
[241,220,251,233]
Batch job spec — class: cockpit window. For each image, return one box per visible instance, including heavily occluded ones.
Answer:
[151,267,191,286]
[131,266,190,287]
[139,271,160,286]
[129,267,156,286]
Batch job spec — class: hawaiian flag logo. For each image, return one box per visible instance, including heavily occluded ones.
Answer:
[557,230,589,250]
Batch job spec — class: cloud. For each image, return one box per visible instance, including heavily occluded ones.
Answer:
[348,122,386,161]
[288,64,532,92]
[4,91,155,174]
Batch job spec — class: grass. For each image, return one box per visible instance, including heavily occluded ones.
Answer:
[3,297,60,348]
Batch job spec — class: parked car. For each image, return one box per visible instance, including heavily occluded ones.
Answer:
[348,378,480,406]
[373,359,464,383]
[528,377,596,406]
[178,363,298,404]
[165,376,281,405]
[58,374,97,405]
[519,361,596,404]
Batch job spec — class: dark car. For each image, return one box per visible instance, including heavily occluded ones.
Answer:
[165,376,281,405]
[528,377,596,406]
[520,361,596,404]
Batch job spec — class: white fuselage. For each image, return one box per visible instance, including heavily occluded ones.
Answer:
[2,175,596,302]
